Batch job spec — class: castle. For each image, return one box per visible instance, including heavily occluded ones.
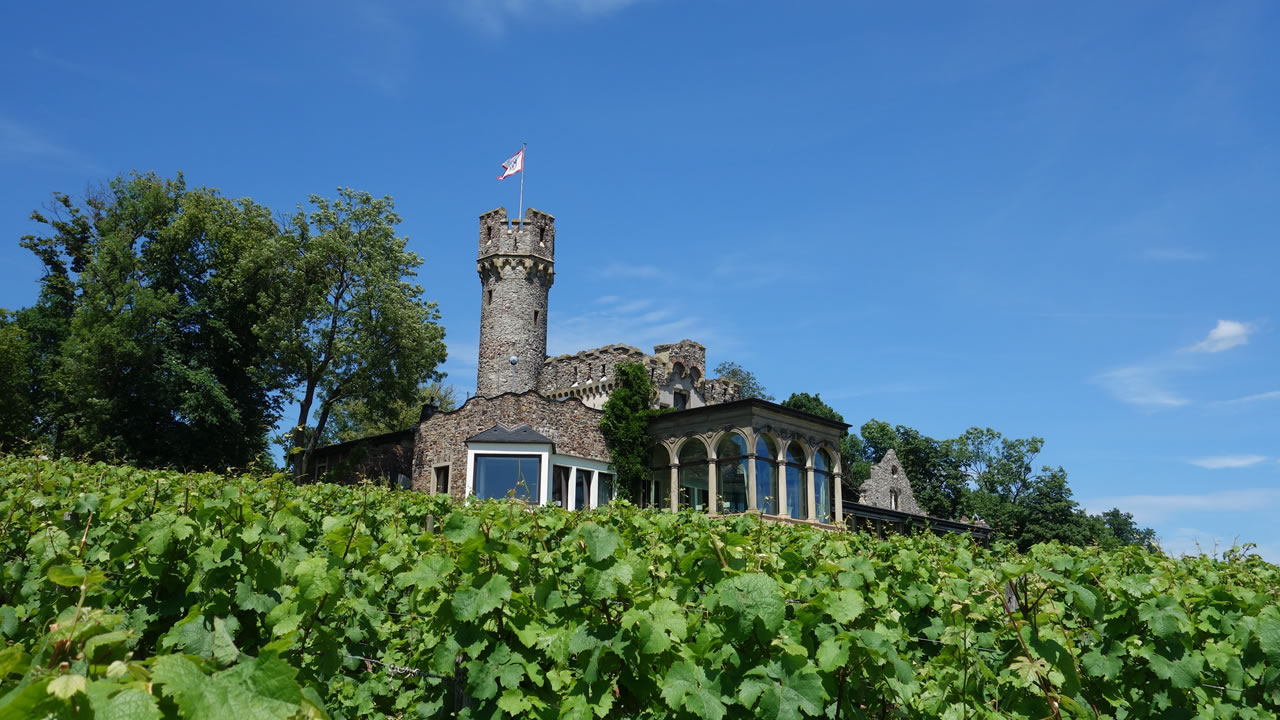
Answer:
[309,207,988,538]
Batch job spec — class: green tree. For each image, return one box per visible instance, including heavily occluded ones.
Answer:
[959,428,1084,551]
[846,420,969,519]
[0,310,36,449]
[17,173,286,469]
[601,361,659,501]
[1097,507,1160,552]
[271,189,447,478]
[713,361,774,402]
[320,381,459,444]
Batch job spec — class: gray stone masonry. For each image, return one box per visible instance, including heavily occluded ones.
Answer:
[411,391,608,501]
[859,448,924,514]
[476,207,555,398]
[540,339,741,409]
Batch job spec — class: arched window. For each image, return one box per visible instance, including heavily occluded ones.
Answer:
[785,442,808,520]
[890,489,900,511]
[754,435,778,514]
[717,433,748,514]
[814,449,832,523]
[649,446,670,509]
[678,439,710,512]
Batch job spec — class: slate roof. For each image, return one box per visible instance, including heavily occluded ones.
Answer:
[465,424,555,445]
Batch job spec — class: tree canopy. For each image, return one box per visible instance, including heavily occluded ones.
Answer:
[4,174,447,473]
[600,361,659,502]
[713,361,774,402]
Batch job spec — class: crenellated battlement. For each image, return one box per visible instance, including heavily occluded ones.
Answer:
[478,207,555,263]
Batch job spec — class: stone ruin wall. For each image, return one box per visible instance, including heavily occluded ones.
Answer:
[858,448,924,515]
[539,339,739,409]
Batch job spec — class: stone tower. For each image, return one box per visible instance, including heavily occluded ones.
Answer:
[476,207,555,397]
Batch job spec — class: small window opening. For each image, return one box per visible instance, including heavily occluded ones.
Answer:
[486,225,493,243]
[534,310,539,323]
[891,464,898,476]
[434,466,449,494]
[539,226,546,247]
[487,289,493,305]
[890,489,900,511]
[673,390,689,411]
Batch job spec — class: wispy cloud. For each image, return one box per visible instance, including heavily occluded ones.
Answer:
[601,263,662,280]
[1084,488,1280,525]
[0,114,79,162]
[446,0,651,33]
[1183,319,1253,353]
[1188,455,1268,469]
[1092,366,1188,408]
[548,294,728,358]
[1143,247,1208,262]
[1216,390,1280,405]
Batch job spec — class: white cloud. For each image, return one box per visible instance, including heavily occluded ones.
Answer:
[1183,319,1253,353]
[1188,454,1268,469]
[1142,247,1208,262]
[1092,366,1188,408]
[1084,488,1280,525]
[0,115,79,162]
[1216,390,1280,405]
[547,295,728,358]
[447,0,651,33]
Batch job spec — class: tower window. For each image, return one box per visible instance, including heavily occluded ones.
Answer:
[487,289,493,305]
[534,310,539,323]
[486,225,492,243]
[539,226,546,247]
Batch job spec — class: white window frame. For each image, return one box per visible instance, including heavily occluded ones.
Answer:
[467,442,553,504]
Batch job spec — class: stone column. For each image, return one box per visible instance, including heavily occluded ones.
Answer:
[669,464,679,512]
[775,456,787,519]
[805,465,817,522]
[746,453,758,512]
[707,459,718,515]
[833,472,844,524]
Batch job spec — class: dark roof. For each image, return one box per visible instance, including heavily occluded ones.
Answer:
[651,397,851,431]
[466,424,555,445]
[311,427,414,457]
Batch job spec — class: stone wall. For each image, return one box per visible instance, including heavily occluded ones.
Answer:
[411,391,608,500]
[540,339,739,410]
[476,207,555,397]
[859,448,924,515]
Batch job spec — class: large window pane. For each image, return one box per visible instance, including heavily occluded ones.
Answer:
[650,446,670,509]
[595,473,615,506]
[755,436,778,514]
[785,442,807,520]
[474,455,541,501]
[678,440,709,512]
[718,458,748,513]
[552,466,570,507]
[814,450,832,523]
[575,469,590,510]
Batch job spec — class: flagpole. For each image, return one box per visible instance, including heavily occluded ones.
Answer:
[518,143,526,230]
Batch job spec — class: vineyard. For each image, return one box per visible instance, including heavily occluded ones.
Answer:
[0,456,1277,719]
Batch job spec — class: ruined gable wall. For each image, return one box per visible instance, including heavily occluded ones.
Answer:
[858,448,924,515]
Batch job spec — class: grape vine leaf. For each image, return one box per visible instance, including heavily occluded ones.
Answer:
[715,574,785,638]
[660,661,726,720]
[453,574,513,622]
[738,659,826,720]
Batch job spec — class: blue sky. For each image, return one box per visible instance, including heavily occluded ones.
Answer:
[2,1,1276,560]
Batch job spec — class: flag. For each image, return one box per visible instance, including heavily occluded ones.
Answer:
[497,148,524,180]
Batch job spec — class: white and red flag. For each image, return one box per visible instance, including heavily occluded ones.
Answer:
[497,148,524,180]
